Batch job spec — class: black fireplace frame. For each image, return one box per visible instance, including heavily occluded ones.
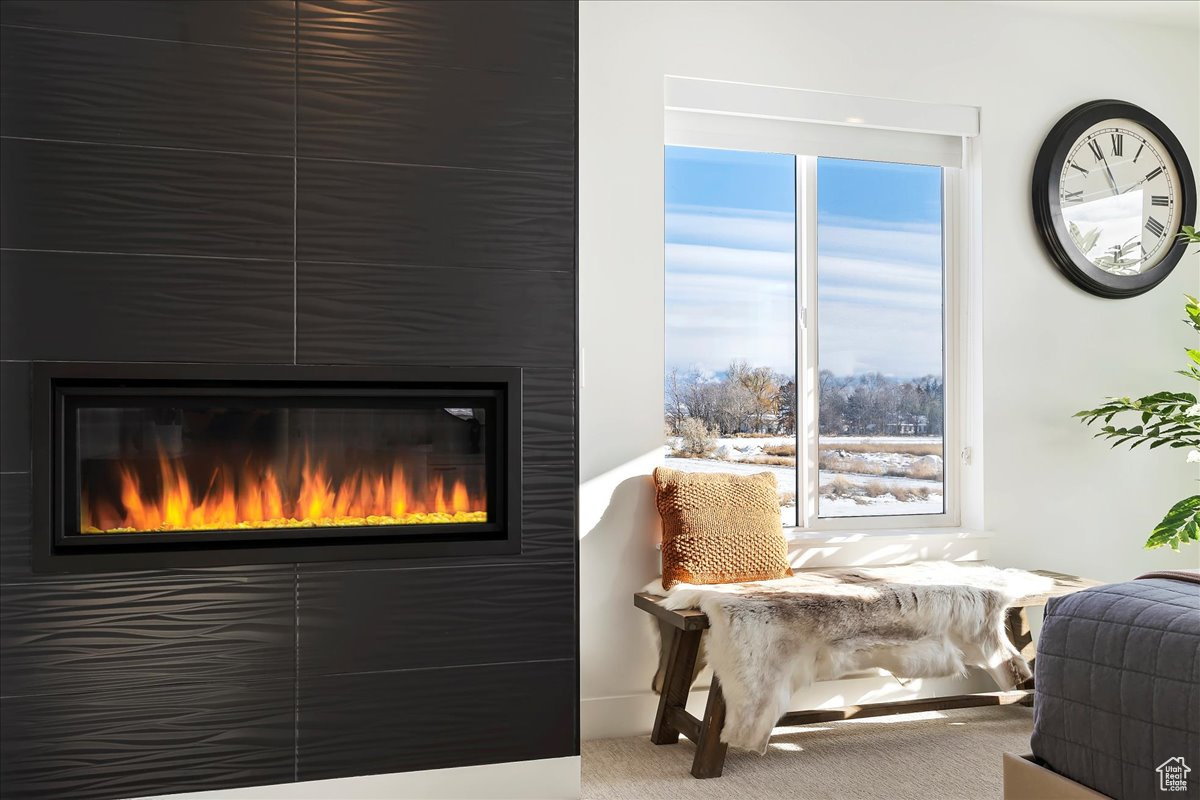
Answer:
[32,363,522,573]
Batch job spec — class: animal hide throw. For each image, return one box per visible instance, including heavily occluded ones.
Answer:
[650,562,1055,753]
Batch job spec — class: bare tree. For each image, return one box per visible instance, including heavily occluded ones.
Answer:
[665,368,689,433]
[665,363,943,442]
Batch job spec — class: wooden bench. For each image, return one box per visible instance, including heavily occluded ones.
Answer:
[635,570,1101,778]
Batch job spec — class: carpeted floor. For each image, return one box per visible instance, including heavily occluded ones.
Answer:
[582,705,1034,800]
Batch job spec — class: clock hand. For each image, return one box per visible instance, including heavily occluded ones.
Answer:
[1120,175,1150,194]
[1102,164,1120,195]
[1096,150,1121,195]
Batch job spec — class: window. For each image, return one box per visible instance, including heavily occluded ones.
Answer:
[665,147,799,526]
[664,146,953,529]
[814,158,945,519]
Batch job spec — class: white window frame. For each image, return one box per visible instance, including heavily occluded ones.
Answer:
[664,79,977,532]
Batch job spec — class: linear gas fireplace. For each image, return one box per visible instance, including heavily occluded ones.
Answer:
[32,364,521,572]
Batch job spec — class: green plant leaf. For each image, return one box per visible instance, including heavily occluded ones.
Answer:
[1145,495,1200,550]
[1186,293,1200,333]
[1080,298,1200,552]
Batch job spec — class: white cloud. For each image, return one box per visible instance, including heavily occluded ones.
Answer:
[817,218,942,267]
[666,242,794,279]
[818,214,941,236]
[667,205,795,252]
[818,299,942,377]
[665,241,795,372]
[817,256,942,311]
[665,212,944,378]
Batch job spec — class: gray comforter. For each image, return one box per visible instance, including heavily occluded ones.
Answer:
[1032,575,1200,799]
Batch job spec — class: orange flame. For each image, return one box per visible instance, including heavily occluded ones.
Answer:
[82,444,486,534]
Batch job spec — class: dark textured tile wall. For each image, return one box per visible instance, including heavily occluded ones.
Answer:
[298,51,574,174]
[297,659,577,781]
[0,138,295,259]
[523,369,576,464]
[297,1,575,76]
[0,474,33,581]
[522,464,578,559]
[0,363,30,473]
[0,568,297,699]
[0,1,577,798]
[0,25,295,153]
[297,561,575,676]
[0,251,295,363]
[295,159,574,270]
[0,678,297,800]
[0,0,297,50]
[296,262,575,366]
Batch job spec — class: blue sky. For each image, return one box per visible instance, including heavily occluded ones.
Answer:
[665,146,944,379]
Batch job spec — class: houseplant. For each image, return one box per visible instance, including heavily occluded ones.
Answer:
[1075,227,1200,551]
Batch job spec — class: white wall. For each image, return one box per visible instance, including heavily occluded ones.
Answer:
[579,0,1200,740]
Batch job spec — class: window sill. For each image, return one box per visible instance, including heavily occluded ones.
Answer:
[783,527,990,546]
[781,527,991,568]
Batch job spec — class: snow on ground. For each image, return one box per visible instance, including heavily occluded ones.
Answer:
[663,455,944,520]
[821,436,943,447]
[816,495,945,518]
[663,434,945,521]
[705,435,943,450]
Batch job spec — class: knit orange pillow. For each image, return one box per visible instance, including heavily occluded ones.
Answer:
[653,467,792,590]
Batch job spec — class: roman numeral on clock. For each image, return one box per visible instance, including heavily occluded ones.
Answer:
[1145,216,1165,238]
[1087,139,1104,161]
[1151,195,1170,207]
[1145,166,1163,182]
[1111,133,1123,157]
[1063,190,1084,204]
[1069,162,1089,176]
[1133,143,1144,163]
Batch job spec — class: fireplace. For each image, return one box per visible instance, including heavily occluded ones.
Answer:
[32,364,521,572]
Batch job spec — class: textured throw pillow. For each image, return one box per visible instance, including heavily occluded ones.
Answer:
[653,467,792,590]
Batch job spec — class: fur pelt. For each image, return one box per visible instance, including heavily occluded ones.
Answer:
[648,562,1054,753]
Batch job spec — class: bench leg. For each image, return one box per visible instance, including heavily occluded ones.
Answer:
[650,627,702,745]
[691,677,730,779]
[651,620,674,694]
[1005,606,1036,700]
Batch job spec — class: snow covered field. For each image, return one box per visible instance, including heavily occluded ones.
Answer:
[664,435,945,522]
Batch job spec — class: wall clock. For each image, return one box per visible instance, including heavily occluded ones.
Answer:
[1033,100,1196,298]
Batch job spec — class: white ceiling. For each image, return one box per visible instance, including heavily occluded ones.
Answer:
[980,0,1200,30]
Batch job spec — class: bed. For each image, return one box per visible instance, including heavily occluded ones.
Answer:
[1029,570,1200,799]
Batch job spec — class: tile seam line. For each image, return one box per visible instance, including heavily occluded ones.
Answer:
[292,0,299,367]
[292,19,299,785]
[0,249,573,276]
[0,560,577,588]
[295,559,576,576]
[0,22,294,54]
[298,657,576,681]
[0,134,294,160]
[297,259,575,276]
[0,248,291,263]
[0,136,572,178]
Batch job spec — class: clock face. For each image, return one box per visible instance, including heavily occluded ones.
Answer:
[1058,118,1182,276]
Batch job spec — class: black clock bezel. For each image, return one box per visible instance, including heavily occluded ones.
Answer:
[1032,100,1196,299]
